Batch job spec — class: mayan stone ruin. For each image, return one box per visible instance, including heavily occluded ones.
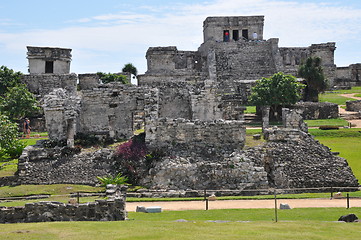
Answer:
[12,16,359,193]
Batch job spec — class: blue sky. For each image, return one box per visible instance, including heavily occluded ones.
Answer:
[1,0,360,74]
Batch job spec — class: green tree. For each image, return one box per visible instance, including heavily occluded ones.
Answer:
[122,63,137,76]
[0,84,40,121]
[0,114,25,160]
[249,72,305,119]
[0,65,22,96]
[96,72,130,84]
[298,56,328,102]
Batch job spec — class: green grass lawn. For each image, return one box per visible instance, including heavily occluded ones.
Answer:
[0,159,18,177]
[0,208,360,240]
[305,118,349,127]
[244,105,257,114]
[319,86,361,105]
[314,136,361,181]
[319,93,355,105]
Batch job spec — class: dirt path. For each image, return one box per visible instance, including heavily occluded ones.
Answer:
[337,93,361,128]
[339,93,361,101]
[126,198,361,211]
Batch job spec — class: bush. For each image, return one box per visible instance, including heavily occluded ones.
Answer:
[96,72,129,84]
[115,134,147,161]
[319,125,340,130]
[0,114,24,160]
[96,173,129,187]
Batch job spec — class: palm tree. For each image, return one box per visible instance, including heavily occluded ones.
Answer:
[298,57,328,102]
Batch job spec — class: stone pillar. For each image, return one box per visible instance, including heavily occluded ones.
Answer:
[66,119,76,147]
[262,106,270,132]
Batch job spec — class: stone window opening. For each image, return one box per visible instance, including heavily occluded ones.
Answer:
[233,30,239,41]
[223,30,230,42]
[242,29,248,40]
[45,61,54,73]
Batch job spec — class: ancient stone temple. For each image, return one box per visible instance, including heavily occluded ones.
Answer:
[12,16,359,192]
[138,15,338,104]
[27,46,72,74]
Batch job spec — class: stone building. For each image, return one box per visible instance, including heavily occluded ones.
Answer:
[138,15,339,108]
[27,46,72,74]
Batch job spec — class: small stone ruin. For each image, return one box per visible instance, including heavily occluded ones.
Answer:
[0,185,127,224]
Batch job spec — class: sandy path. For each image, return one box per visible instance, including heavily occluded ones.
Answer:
[339,93,361,101]
[126,198,361,211]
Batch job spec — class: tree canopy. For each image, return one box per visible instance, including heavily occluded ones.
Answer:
[96,72,130,84]
[249,72,305,119]
[0,84,40,121]
[0,65,22,96]
[122,63,137,76]
[298,56,327,102]
[0,114,25,160]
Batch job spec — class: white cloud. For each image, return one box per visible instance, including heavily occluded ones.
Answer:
[0,0,360,73]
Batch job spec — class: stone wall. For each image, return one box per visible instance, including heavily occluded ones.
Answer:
[335,64,361,88]
[346,100,361,112]
[21,74,77,98]
[43,89,81,145]
[0,185,127,223]
[293,102,339,120]
[78,84,158,140]
[212,39,281,83]
[146,118,246,153]
[282,108,308,132]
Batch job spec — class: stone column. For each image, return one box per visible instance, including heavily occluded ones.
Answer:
[262,106,270,133]
[66,118,76,147]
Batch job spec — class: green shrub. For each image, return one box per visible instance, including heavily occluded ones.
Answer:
[97,72,129,84]
[5,141,25,159]
[96,173,129,187]
[0,114,25,160]
[319,125,340,130]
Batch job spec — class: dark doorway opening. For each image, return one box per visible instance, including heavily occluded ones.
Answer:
[242,29,248,40]
[223,30,230,42]
[45,61,54,73]
[233,30,239,41]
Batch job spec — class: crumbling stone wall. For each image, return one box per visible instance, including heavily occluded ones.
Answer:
[146,118,246,153]
[293,102,339,120]
[21,74,77,98]
[18,144,116,185]
[78,83,158,140]
[282,108,308,132]
[0,185,126,223]
[335,64,361,88]
[43,89,81,146]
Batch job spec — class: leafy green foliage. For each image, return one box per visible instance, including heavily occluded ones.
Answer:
[97,72,129,84]
[250,72,304,106]
[122,63,137,76]
[0,84,40,120]
[298,56,328,102]
[249,72,304,119]
[0,65,22,96]
[96,173,129,187]
[0,114,25,160]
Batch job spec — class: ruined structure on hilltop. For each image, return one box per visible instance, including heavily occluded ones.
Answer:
[139,16,336,107]
[13,16,359,192]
